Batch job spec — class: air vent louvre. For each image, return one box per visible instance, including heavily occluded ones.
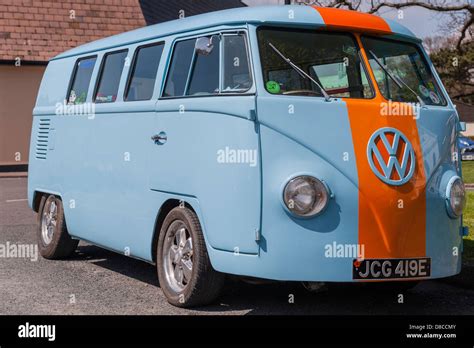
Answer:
[35,118,51,160]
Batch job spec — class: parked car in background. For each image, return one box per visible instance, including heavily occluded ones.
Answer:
[459,136,474,160]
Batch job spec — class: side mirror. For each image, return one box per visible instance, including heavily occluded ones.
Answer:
[195,36,217,56]
[459,121,467,132]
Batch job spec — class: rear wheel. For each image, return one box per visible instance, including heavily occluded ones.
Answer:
[157,206,225,307]
[37,195,79,259]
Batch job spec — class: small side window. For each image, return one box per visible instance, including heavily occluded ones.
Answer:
[222,35,252,92]
[67,56,97,105]
[94,50,128,103]
[125,42,165,101]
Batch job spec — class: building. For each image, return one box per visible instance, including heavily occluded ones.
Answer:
[0,0,246,174]
[456,101,474,137]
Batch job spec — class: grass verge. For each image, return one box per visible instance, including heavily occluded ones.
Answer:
[463,191,474,264]
[461,161,474,184]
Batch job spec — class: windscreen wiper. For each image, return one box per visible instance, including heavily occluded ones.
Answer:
[268,42,331,102]
[367,50,425,107]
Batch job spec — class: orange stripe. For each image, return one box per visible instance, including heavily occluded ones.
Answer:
[313,6,392,34]
[344,35,426,259]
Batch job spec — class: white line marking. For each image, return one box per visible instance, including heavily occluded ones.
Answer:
[5,199,28,203]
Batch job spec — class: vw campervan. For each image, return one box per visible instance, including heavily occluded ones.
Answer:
[29,6,467,307]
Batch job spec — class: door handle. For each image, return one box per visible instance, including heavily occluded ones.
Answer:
[151,131,167,145]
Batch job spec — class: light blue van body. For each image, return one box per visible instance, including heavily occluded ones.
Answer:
[28,6,465,282]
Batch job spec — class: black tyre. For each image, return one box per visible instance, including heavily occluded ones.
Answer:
[157,206,225,307]
[37,195,79,259]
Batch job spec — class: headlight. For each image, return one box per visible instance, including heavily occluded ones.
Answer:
[446,177,466,218]
[283,175,330,217]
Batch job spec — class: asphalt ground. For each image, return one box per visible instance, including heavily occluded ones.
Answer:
[1,177,473,315]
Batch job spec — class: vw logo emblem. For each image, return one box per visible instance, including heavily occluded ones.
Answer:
[367,127,415,186]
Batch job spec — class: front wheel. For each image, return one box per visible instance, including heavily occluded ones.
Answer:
[157,206,225,307]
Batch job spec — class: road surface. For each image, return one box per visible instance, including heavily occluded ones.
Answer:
[1,177,473,315]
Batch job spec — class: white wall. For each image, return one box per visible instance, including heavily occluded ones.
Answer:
[462,124,474,137]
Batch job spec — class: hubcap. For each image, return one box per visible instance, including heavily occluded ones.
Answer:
[41,198,58,245]
[163,221,193,292]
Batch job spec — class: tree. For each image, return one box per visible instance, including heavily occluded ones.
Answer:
[430,39,473,104]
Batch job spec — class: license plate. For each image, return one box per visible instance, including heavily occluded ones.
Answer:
[352,258,431,280]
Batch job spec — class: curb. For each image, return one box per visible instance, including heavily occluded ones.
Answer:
[0,172,28,178]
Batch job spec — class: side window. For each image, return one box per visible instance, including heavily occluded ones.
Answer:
[67,56,97,105]
[162,32,253,98]
[94,50,128,103]
[222,34,252,92]
[163,39,195,97]
[125,42,165,101]
[361,36,446,105]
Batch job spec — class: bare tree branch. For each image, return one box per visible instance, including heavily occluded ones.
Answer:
[367,1,473,14]
[452,92,474,99]
[354,0,362,11]
[365,1,473,52]
[457,16,474,51]
[300,0,473,51]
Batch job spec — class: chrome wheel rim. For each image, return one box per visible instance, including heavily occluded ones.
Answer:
[163,221,193,292]
[41,198,58,245]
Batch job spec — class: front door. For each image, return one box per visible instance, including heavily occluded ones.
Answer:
[149,32,260,254]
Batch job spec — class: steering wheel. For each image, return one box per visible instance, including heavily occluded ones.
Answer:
[282,89,323,96]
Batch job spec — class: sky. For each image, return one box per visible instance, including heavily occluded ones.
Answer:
[242,0,470,39]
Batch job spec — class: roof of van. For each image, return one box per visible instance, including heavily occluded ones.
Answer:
[52,5,419,61]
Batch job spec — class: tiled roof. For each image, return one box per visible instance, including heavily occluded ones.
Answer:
[139,0,246,25]
[0,0,146,62]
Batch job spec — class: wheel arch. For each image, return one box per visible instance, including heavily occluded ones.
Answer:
[32,190,63,212]
[151,198,204,263]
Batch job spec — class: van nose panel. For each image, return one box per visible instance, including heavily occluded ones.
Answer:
[257,94,460,279]
[344,99,427,259]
